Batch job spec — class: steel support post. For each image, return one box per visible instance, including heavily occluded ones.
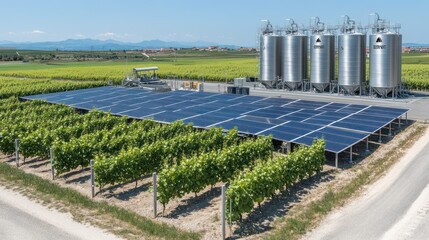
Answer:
[153,172,157,218]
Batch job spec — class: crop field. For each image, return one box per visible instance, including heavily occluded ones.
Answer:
[0,51,428,90]
[0,58,257,84]
[0,50,427,239]
[0,76,106,98]
[0,97,325,238]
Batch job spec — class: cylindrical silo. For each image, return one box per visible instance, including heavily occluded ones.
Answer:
[338,16,366,95]
[281,20,308,90]
[369,14,402,97]
[369,32,401,96]
[310,33,335,92]
[396,34,402,88]
[260,34,282,88]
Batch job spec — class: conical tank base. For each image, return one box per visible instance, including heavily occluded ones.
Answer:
[261,81,276,89]
[284,82,302,91]
[340,85,360,95]
[372,87,394,98]
[311,83,330,92]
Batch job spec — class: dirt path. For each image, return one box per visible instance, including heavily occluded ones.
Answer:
[0,186,121,240]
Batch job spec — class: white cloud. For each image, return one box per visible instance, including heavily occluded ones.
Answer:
[30,30,45,34]
[100,32,116,37]
[75,33,85,38]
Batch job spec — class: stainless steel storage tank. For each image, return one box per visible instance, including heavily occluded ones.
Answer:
[310,18,335,92]
[338,16,366,94]
[259,21,282,88]
[369,14,402,97]
[282,19,308,90]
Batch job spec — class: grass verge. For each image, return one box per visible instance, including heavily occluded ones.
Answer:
[266,123,428,240]
[0,162,200,240]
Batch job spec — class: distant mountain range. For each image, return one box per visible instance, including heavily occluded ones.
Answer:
[403,43,429,47]
[0,39,426,51]
[0,39,241,51]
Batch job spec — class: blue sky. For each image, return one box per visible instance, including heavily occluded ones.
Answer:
[1,0,427,46]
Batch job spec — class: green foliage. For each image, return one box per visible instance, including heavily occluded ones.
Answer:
[54,121,192,175]
[0,76,106,99]
[226,139,326,221]
[94,128,239,187]
[157,136,273,205]
[0,160,201,239]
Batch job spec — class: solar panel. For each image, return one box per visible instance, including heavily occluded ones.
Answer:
[214,118,275,134]
[21,86,409,154]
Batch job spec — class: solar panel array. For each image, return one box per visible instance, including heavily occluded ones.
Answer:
[22,86,408,153]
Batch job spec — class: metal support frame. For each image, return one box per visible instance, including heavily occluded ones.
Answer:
[15,138,20,167]
[389,123,392,136]
[287,142,291,153]
[398,116,402,128]
[405,113,408,124]
[50,147,55,180]
[366,138,370,152]
[378,129,382,143]
[153,172,157,218]
[335,153,339,168]
[90,159,95,198]
[221,184,226,240]
[349,146,353,163]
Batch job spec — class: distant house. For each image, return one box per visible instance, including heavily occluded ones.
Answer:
[207,46,218,50]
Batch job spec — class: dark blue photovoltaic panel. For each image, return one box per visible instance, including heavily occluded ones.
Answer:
[260,129,302,141]
[284,121,322,131]
[277,115,311,122]
[264,126,313,138]
[278,111,321,121]
[150,111,198,122]
[261,121,321,141]
[331,119,384,133]
[205,109,240,118]
[294,136,350,153]
[293,127,368,153]
[245,110,285,119]
[359,106,408,118]
[302,118,337,126]
[342,116,390,128]
[21,86,409,153]
[319,127,368,140]
[123,108,166,119]
[225,105,263,114]
[346,114,395,123]
[255,97,293,106]
[214,119,275,134]
[226,95,262,103]
[316,102,348,111]
[238,115,287,125]
[183,114,233,127]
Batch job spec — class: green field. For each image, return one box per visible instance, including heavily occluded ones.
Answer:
[0,50,428,91]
